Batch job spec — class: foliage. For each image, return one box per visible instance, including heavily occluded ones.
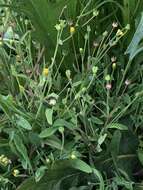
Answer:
[0,0,143,189]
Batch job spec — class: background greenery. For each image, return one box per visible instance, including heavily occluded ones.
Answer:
[0,0,143,189]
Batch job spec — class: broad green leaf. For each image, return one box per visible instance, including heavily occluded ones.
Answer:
[39,126,59,138]
[66,159,92,174]
[125,13,143,61]
[53,119,75,129]
[45,136,62,150]
[45,108,53,125]
[110,130,121,173]
[110,130,121,158]
[107,123,128,130]
[15,114,32,130]
[13,134,31,169]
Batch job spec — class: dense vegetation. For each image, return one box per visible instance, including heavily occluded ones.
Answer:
[0,0,143,189]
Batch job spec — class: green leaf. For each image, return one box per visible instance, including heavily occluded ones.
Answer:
[0,95,14,118]
[39,126,59,138]
[110,130,121,158]
[47,159,92,174]
[125,12,143,61]
[97,134,107,152]
[91,116,104,125]
[15,114,32,130]
[93,168,105,190]
[98,134,107,145]
[107,123,128,130]
[13,134,31,169]
[53,119,75,129]
[66,159,92,174]
[45,108,53,125]
[35,166,47,182]
[16,159,91,190]
[110,130,122,173]
[45,136,62,150]
[114,175,134,190]
[138,149,143,166]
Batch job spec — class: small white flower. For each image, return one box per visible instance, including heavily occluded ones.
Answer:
[112,22,118,28]
[125,79,131,86]
[48,99,57,106]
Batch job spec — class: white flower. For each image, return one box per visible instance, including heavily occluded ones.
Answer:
[48,98,57,106]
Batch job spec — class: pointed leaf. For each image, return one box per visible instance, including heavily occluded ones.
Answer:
[15,115,32,130]
[45,108,53,125]
[39,126,59,138]
[125,13,143,61]
[107,123,128,130]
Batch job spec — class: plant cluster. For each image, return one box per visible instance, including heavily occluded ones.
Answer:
[0,0,143,190]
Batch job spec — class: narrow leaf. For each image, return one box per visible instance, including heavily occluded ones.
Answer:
[107,123,128,130]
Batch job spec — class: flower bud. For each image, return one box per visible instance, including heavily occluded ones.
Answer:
[92,66,98,75]
[105,74,111,81]
[43,68,49,76]
[70,153,76,159]
[13,169,20,177]
[70,26,75,34]
[112,63,116,69]
[66,70,71,79]
[112,22,118,28]
[116,29,124,37]
[125,79,131,86]
[93,10,99,16]
[59,127,64,133]
[79,48,83,54]
[106,83,112,90]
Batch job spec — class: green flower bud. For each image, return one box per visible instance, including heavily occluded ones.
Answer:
[92,66,98,75]
[59,127,64,133]
[66,70,71,79]
[105,74,111,81]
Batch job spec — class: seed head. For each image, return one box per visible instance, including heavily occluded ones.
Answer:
[125,79,131,86]
[48,98,57,106]
[112,22,118,28]
[106,83,112,90]
[111,56,117,63]
[93,41,99,48]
